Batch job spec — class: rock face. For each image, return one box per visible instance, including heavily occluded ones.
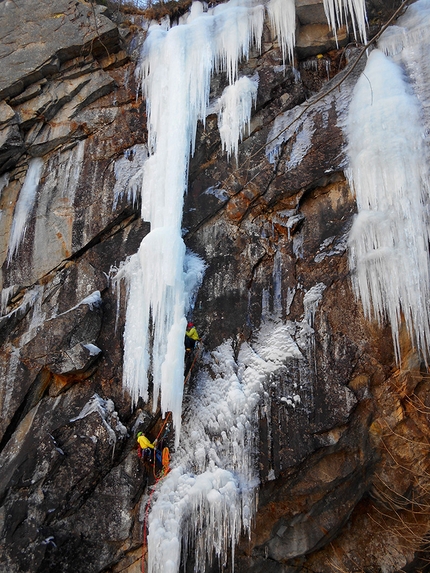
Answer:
[1,1,429,573]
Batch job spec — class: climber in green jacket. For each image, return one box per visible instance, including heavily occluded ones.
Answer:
[185,321,200,352]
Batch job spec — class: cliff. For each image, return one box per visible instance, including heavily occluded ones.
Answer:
[1,0,429,572]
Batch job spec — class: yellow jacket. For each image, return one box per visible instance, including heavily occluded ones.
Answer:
[185,326,199,341]
[137,434,154,449]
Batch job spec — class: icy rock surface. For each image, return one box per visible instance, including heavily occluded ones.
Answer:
[146,322,302,573]
[70,393,127,446]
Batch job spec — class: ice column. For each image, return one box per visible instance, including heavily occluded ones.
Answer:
[347,48,430,361]
[120,0,264,440]
[7,158,44,263]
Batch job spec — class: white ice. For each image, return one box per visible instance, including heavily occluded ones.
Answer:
[146,321,303,573]
[83,343,102,357]
[218,75,258,162]
[346,46,430,361]
[303,282,326,328]
[378,0,430,148]
[118,0,265,442]
[7,157,44,264]
[323,0,367,44]
[267,0,296,64]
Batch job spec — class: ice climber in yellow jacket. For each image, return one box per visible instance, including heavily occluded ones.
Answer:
[185,321,200,352]
[136,432,161,463]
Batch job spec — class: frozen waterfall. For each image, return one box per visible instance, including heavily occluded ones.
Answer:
[347,0,430,362]
[146,324,303,573]
[116,0,267,442]
[7,158,44,263]
[111,0,374,571]
[117,0,368,446]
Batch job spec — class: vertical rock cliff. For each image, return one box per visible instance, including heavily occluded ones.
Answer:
[1,0,430,572]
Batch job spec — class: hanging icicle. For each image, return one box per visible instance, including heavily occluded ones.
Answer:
[347,49,430,362]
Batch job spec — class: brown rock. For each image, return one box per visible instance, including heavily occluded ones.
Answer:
[296,24,349,58]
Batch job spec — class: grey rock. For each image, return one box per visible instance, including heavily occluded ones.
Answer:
[24,71,116,156]
[0,0,120,101]
[296,0,328,25]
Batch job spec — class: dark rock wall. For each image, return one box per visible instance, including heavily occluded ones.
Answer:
[1,1,429,572]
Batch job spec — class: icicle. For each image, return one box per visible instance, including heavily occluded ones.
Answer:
[218,75,258,162]
[7,157,44,263]
[267,0,296,64]
[347,49,430,361]
[323,0,367,44]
